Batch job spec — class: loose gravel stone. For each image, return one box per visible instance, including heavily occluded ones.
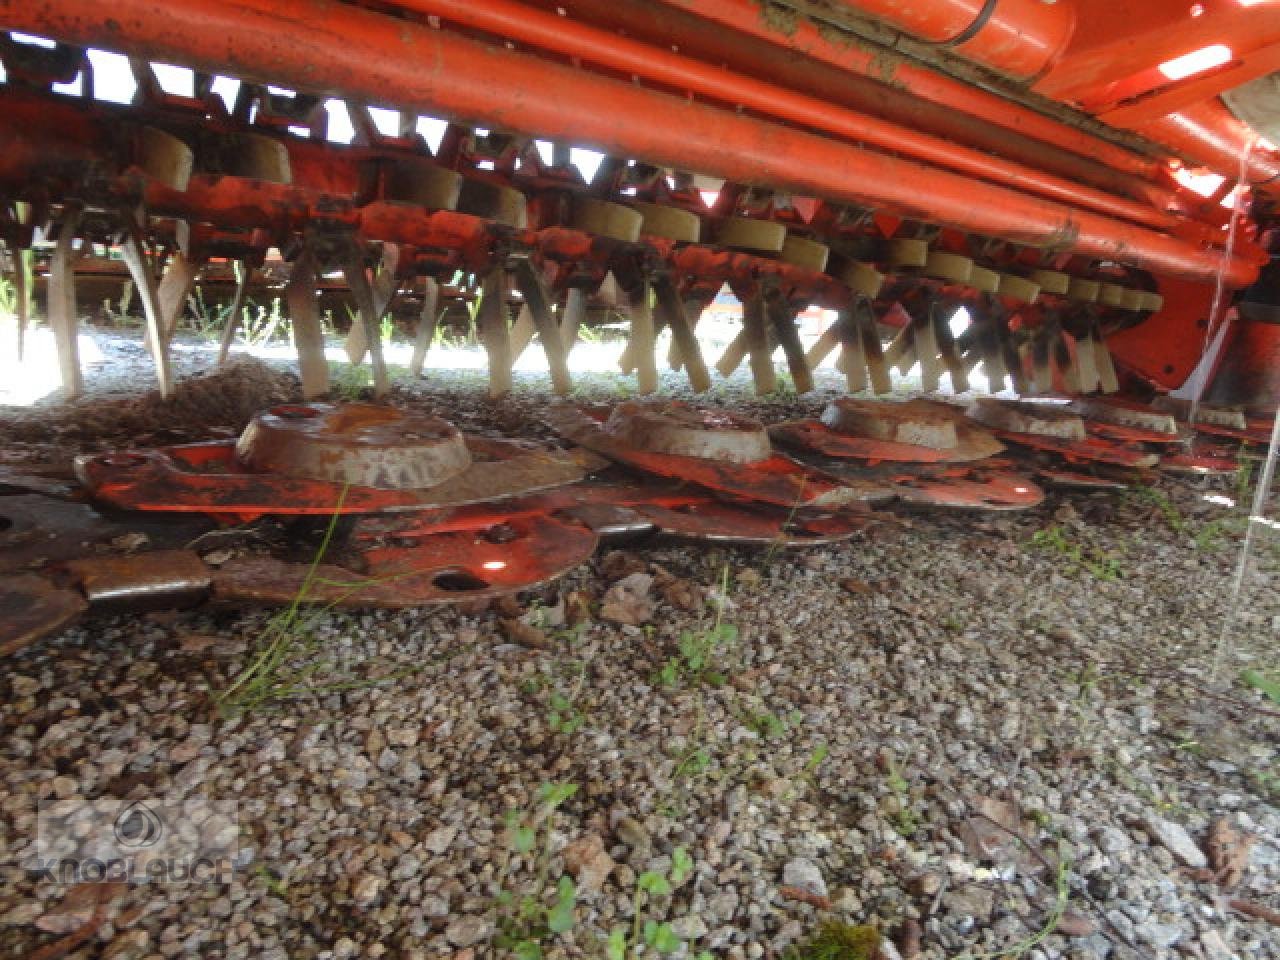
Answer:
[781,858,827,898]
[1141,813,1208,869]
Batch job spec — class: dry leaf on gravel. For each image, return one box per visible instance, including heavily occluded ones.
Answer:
[599,549,647,582]
[958,795,1045,874]
[599,572,654,625]
[838,577,876,596]
[500,617,550,649]
[564,589,593,626]
[1206,817,1254,889]
[652,565,703,611]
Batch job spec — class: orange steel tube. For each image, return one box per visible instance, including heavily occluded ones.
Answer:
[405,0,1173,229]
[647,0,1157,179]
[831,0,1075,80]
[1143,101,1280,187]
[0,0,1259,286]
[538,0,1170,208]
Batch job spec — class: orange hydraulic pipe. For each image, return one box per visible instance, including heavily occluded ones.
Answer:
[1143,101,1280,188]
[826,0,1280,189]
[830,0,1075,80]
[648,0,1157,180]
[405,0,1174,230]
[0,0,1259,286]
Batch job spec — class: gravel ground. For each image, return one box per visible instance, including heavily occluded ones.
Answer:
[1,327,1278,960]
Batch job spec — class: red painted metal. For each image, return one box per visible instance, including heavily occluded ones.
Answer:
[0,0,1261,285]
[836,0,1074,80]
[768,420,955,464]
[1141,101,1280,187]
[406,0,1171,230]
[213,512,599,608]
[548,405,862,508]
[803,456,1045,511]
[75,438,592,518]
[990,429,1160,469]
[1084,421,1185,446]
[1034,0,1280,106]
[593,0,1158,178]
[1105,276,1217,390]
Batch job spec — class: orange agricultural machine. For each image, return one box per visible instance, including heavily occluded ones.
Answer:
[8,0,1280,648]
[1,0,1279,411]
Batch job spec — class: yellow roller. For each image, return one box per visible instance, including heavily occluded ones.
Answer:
[887,237,929,269]
[1031,269,1070,295]
[630,202,702,243]
[572,198,645,242]
[458,180,528,228]
[780,234,830,271]
[924,251,974,284]
[1098,283,1125,307]
[383,158,463,210]
[223,132,292,184]
[998,273,1040,304]
[968,266,1000,294]
[841,261,885,297]
[137,127,194,192]
[717,217,786,253]
[1067,278,1100,303]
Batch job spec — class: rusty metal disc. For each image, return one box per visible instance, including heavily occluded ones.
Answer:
[968,397,1088,441]
[987,429,1159,469]
[1,574,87,657]
[0,494,212,572]
[799,398,1004,462]
[236,403,473,490]
[625,499,871,545]
[770,420,954,463]
[1034,466,1130,490]
[604,400,773,464]
[819,460,1045,511]
[212,512,597,608]
[548,404,862,509]
[76,437,594,517]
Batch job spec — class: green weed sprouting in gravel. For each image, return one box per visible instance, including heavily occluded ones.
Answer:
[962,838,1072,960]
[1242,667,1280,705]
[883,755,920,838]
[1130,485,1187,534]
[217,490,351,715]
[656,565,737,688]
[546,690,585,735]
[781,922,882,960]
[736,704,802,740]
[801,742,830,780]
[496,783,580,960]
[218,488,428,714]
[1028,525,1123,581]
[607,847,711,960]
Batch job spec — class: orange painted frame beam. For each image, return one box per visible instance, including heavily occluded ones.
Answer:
[0,0,1262,285]
[404,0,1176,230]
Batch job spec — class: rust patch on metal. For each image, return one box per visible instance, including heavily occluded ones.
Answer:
[548,403,860,509]
[213,512,597,608]
[62,549,212,610]
[0,573,87,656]
[76,436,592,517]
